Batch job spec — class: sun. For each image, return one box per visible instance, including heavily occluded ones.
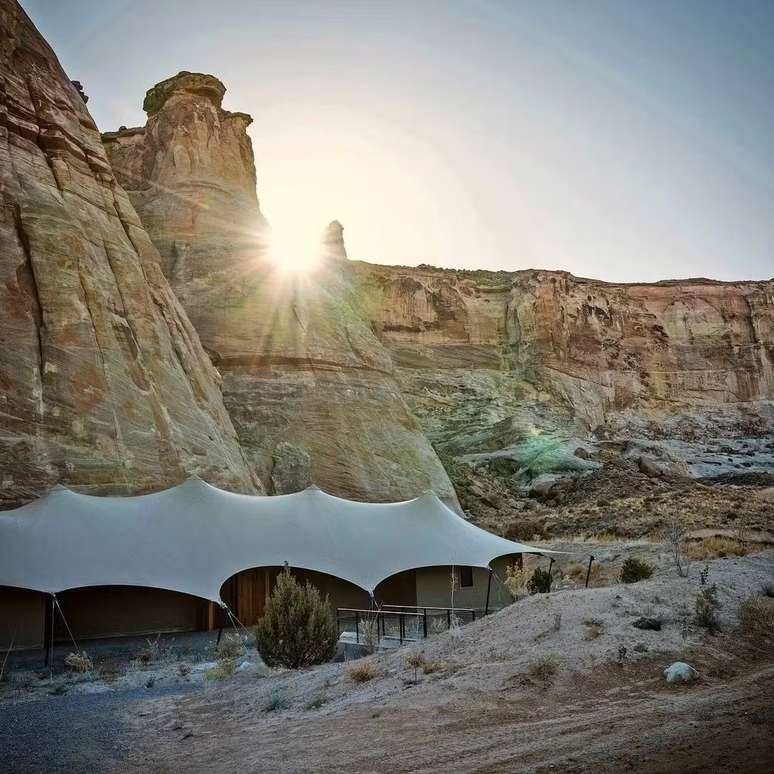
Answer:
[267,218,325,275]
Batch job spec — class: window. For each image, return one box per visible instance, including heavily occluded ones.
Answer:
[458,566,473,588]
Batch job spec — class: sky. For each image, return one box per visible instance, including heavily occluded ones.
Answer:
[22,0,774,282]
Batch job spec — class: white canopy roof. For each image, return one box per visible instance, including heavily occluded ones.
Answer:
[0,478,555,603]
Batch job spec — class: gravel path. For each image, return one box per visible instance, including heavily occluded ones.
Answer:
[0,684,196,774]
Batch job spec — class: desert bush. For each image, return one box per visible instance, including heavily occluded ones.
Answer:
[358,612,380,655]
[254,566,337,669]
[505,518,551,542]
[205,658,237,681]
[422,659,448,675]
[583,619,605,640]
[405,652,426,681]
[762,583,774,598]
[136,635,162,665]
[737,594,774,640]
[177,663,192,679]
[527,567,553,594]
[347,661,379,683]
[620,557,654,584]
[687,536,749,560]
[503,565,530,600]
[64,651,93,673]
[304,693,327,710]
[216,633,246,661]
[665,518,689,578]
[695,584,721,633]
[263,689,290,712]
[527,654,560,681]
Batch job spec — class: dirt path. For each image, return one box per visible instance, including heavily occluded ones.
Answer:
[117,659,773,773]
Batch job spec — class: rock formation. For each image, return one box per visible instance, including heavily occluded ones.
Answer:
[354,263,774,497]
[0,0,258,506]
[104,74,458,506]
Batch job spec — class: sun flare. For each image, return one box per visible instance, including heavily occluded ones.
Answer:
[268,219,325,275]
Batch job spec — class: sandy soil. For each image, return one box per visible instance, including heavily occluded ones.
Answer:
[107,551,774,773]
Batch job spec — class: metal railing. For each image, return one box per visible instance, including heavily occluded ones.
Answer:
[336,605,476,646]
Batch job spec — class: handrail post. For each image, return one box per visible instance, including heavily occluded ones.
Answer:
[423,608,427,638]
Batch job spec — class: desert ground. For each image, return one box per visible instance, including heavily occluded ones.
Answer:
[2,544,772,773]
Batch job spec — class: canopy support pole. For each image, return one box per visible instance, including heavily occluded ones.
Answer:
[44,593,55,669]
[585,555,595,588]
[484,568,493,616]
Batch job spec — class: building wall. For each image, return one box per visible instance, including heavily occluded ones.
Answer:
[55,587,207,641]
[414,555,519,613]
[0,587,46,650]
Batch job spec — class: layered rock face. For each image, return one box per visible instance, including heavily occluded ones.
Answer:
[104,75,457,505]
[0,1,258,506]
[354,263,774,487]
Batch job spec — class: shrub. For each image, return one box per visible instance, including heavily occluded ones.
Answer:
[254,567,337,669]
[620,557,654,584]
[737,595,774,640]
[762,583,774,599]
[347,661,379,683]
[583,619,605,640]
[527,567,553,594]
[216,633,245,661]
[64,652,93,673]
[136,635,161,665]
[405,652,426,681]
[422,659,447,675]
[263,689,290,712]
[527,654,559,681]
[687,536,749,560]
[503,566,530,600]
[304,693,327,710]
[695,584,721,632]
[205,658,236,681]
[505,519,550,542]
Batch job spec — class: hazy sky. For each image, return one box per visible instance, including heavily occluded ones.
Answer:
[23,0,774,282]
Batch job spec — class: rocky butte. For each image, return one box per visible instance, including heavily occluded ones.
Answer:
[103,73,457,506]
[0,1,258,506]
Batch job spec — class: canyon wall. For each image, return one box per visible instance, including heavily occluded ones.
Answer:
[103,73,457,506]
[353,263,774,490]
[0,0,258,506]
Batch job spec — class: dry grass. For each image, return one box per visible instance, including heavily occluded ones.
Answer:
[583,619,606,640]
[64,652,93,673]
[422,659,448,675]
[205,658,236,681]
[687,536,751,560]
[737,594,774,641]
[347,661,380,683]
[566,561,608,588]
[527,654,560,681]
[215,633,245,660]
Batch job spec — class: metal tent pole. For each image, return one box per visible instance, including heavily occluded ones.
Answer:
[44,593,55,668]
[484,568,493,616]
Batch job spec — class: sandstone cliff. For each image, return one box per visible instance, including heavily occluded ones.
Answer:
[354,263,774,493]
[103,74,457,506]
[0,1,258,506]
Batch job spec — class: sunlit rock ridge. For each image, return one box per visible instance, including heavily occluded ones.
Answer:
[103,72,458,507]
[0,1,258,507]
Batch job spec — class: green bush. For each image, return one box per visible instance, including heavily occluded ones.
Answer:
[528,567,553,594]
[620,557,654,584]
[254,567,337,668]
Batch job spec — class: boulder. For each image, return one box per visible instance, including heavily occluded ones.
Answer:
[664,662,699,684]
